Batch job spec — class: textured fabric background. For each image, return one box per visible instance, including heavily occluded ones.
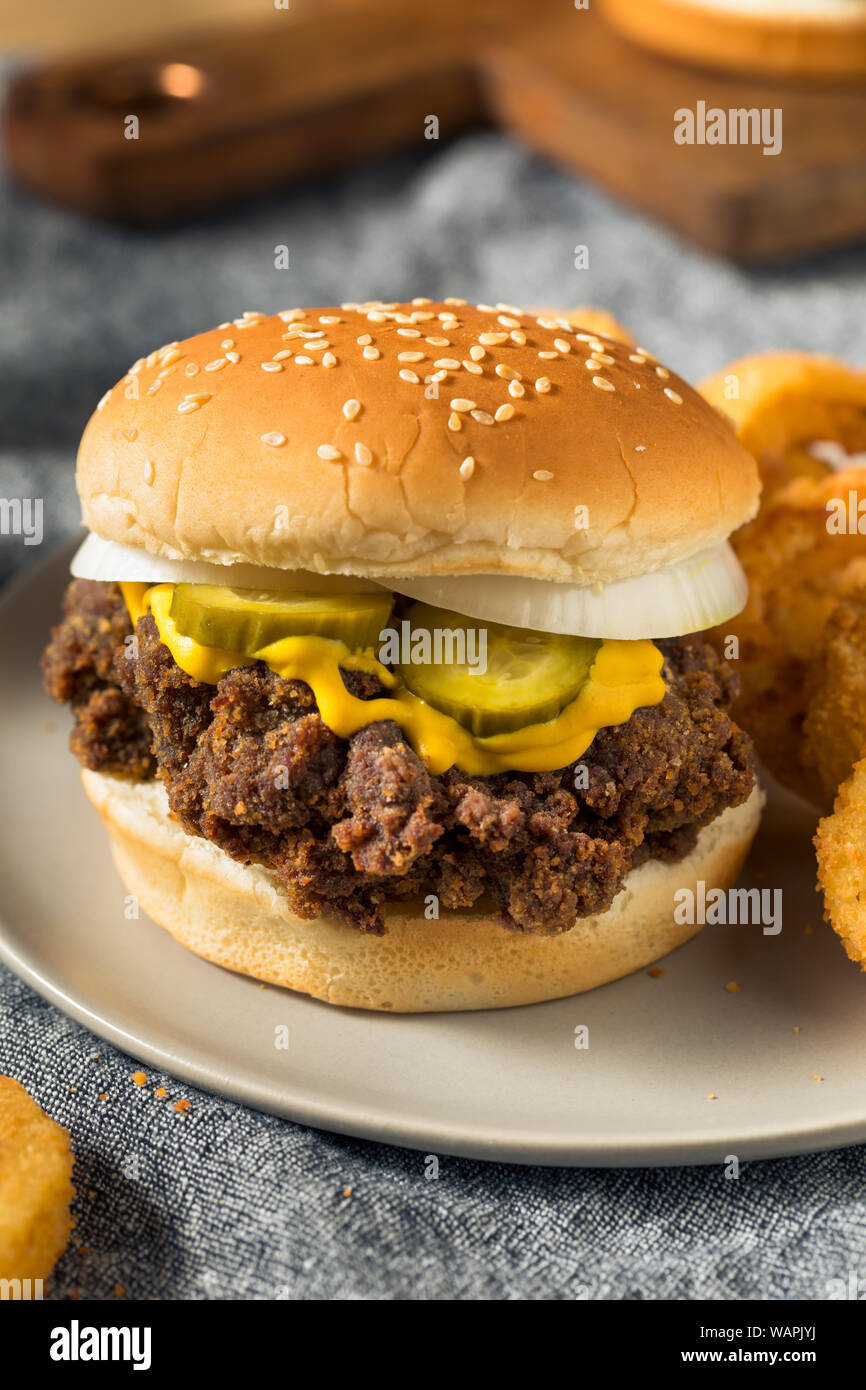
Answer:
[3,82,866,1300]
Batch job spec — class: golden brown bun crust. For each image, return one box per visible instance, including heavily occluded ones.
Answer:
[601,0,866,80]
[82,770,763,1013]
[529,305,636,345]
[77,301,758,585]
[0,1077,74,1282]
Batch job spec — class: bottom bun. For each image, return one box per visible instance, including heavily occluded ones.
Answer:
[82,770,763,1012]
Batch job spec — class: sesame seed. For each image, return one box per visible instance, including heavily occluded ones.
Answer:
[343,399,361,420]
[261,432,286,447]
[294,355,314,365]
[184,363,199,377]
[261,361,284,373]
[497,315,520,328]
[272,349,292,360]
[537,317,559,329]
[664,387,683,404]
[410,311,434,322]
[589,340,605,353]
[469,345,485,361]
[158,367,177,379]
[435,358,461,370]
[462,360,483,375]
[322,353,337,367]
[205,358,227,372]
[146,381,161,396]
[97,391,111,411]
[225,351,241,364]
[160,347,182,367]
[399,369,420,383]
[363,346,381,360]
[477,303,496,313]
[357,334,372,346]
[656,365,670,379]
[479,332,508,346]
[510,331,526,346]
[278,309,306,322]
[177,399,202,414]
[411,297,431,306]
[538,350,559,360]
[496,364,520,380]
[448,413,462,431]
[635,445,647,452]
[628,353,646,365]
[319,316,342,325]
[508,381,525,398]
[444,296,467,306]
[367,310,387,322]
[533,469,554,481]
[354,442,373,466]
[594,352,615,366]
[144,460,155,484]
[398,351,425,362]
[585,358,600,370]
[494,404,515,422]
[535,377,552,393]
[305,341,330,353]
[575,333,594,343]
[450,398,476,412]
[428,370,447,383]
[459,456,475,479]
[299,330,325,340]
[317,444,343,460]
[426,336,450,346]
[397,328,422,338]
[554,338,571,353]
[592,376,615,392]
[471,410,494,425]
[128,359,144,375]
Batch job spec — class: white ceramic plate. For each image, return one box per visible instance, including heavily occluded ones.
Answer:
[2,545,866,1166]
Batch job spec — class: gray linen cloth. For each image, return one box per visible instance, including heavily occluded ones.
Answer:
[2,117,866,1300]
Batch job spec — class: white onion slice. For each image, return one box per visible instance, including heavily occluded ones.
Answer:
[70,534,383,594]
[390,544,748,639]
[71,533,747,639]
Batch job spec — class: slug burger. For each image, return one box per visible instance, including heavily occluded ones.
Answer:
[43,300,762,1011]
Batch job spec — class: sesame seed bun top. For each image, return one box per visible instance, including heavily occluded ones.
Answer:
[76,300,759,586]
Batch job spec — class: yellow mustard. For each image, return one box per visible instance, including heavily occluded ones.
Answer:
[120,582,665,776]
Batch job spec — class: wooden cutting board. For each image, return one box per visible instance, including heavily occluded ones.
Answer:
[5,0,866,263]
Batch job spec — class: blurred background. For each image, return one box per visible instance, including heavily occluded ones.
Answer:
[2,0,866,586]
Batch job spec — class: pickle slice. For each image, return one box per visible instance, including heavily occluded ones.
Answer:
[398,602,600,737]
[169,583,393,654]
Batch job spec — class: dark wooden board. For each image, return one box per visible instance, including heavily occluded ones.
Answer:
[5,0,866,262]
